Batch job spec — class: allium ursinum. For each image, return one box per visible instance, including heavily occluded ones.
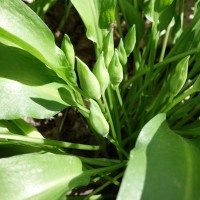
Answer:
[124,24,136,56]
[61,34,75,69]
[170,56,189,96]
[102,29,114,67]
[89,99,109,137]
[93,52,110,94]
[117,38,127,66]
[108,49,123,88]
[76,57,101,100]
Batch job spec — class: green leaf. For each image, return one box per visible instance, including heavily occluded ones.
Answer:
[0,153,89,200]
[99,0,116,29]
[71,0,107,51]
[117,114,200,200]
[119,0,144,44]
[0,0,75,84]
[0,119,43,138]
[0,44,77,119]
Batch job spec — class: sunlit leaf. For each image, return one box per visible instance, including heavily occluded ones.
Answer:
[117,114,200,200]
[71,0,107,51]
[0,119,43,138]
[0,153,89,200]
[0,44,77,119]
[0,0,75,84]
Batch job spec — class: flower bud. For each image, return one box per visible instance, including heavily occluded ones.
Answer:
[76,57,101,100]
[93,52,110,94]
[124,25,136,56]
[108,49,123,87]
[89,99,109,137]
[117,38,127,65]
[102,29,114,67]
[61,34,75,69]
[170,56,189,96]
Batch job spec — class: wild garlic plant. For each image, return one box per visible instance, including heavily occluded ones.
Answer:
[0,0,200,199]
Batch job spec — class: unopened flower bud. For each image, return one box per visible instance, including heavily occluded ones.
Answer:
[89,99,109,137]
[102,29,114,67]
[124,25,136,56]
[117,38,127,65]
[76,57,101,100]
[93,52,110,94]
[108,49,123,87]
[170,56,189,96]
[61,34,75,69]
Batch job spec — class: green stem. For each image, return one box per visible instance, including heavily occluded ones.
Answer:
[0,133,99,151]
[124,47,200,89]
[85,162,126,177]
[173,104,200,129]
[79,156,121,167]
[83,172,124,200]
[57,1,72,32]
[159,24,171,62]
[146,12,159,93]
[107,135,129,159]
[161,88,196,113]
[116,87,132,136]
[115,4,123,37]
[102,94,117,141]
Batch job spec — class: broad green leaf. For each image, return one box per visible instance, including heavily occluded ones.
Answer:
[0,44,77,119]
[71,0,107,51]
[0,143,43,158]
[0,119,43,138]
[99,0,116,29]
[119,0,144,44]
[117,114,200,200]
[0,153,89,200]
[0,0,76,84]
